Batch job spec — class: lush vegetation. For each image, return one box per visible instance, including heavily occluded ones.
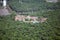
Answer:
[0,0,60,40]
[8,0,60,12]
[0,9,60,40]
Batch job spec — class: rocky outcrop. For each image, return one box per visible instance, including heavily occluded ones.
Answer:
[15,15,47,23]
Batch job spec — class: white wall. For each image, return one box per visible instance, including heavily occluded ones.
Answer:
[3,0,7,7]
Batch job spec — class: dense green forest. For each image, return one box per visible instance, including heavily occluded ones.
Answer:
[8,0,60,16]
[8,0,60,12]
[0,0,60,40]
[0,9,60,40]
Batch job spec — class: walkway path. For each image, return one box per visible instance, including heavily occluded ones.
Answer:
[0,8,10,16]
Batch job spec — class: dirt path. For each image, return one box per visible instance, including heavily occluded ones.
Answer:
[0,8,10,16]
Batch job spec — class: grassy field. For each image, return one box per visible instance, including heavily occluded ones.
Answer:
[0,9,60,40]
